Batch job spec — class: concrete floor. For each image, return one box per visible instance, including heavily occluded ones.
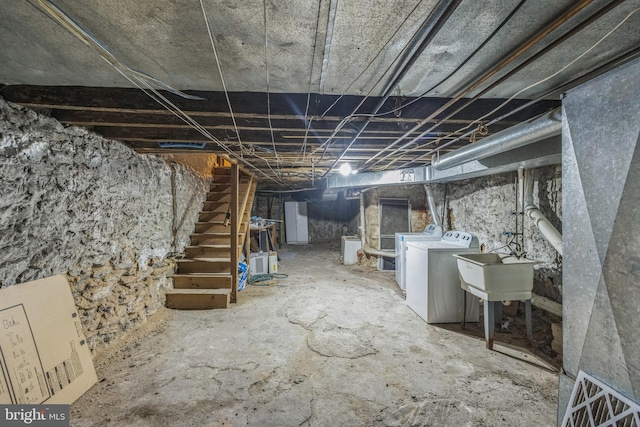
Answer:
[71,243,558,426]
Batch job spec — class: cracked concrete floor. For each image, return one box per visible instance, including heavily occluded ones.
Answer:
[71,243,558,426]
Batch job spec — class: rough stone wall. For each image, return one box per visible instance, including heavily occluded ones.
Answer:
[445,166,562,302]
[361,186,433,267]
[357,168,562,297]
[307,198,359,242]
[0,98,208,350]
[253,193,360,243]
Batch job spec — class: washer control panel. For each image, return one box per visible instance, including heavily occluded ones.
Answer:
[422,224,443,237]
[441,230,477,247]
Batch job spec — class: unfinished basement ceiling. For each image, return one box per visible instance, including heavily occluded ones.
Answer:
[2,0,640,188]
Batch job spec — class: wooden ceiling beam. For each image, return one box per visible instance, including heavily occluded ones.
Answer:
[3,85,560,121]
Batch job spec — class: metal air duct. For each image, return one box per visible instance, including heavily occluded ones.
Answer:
[431,108,562,171]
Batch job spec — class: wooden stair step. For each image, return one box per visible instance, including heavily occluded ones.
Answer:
[212,176,231,183]
[166,288,230,309]
[201,202,246,211]
[190,233,245,245]
[173,273,232,289]
[177,258,231,274]
[199,211,227,221]
[210,180,249,189]
[194,222,247,233]
[190,232,232,238]
[203,200,228,207]
[185,244,242,257]
[206,193,232,202]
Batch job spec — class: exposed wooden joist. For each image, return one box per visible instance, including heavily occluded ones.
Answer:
[1,85,559,121]
[1,85,561,189]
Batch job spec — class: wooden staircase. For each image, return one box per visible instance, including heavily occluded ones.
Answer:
[166,165,257,309]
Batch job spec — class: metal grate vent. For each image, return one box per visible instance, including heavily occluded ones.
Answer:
[563,371,640,427]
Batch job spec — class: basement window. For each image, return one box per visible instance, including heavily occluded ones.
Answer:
[378,198,411,271]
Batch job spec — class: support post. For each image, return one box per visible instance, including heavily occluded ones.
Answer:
[525,299,533,344]
[484,300,495,350]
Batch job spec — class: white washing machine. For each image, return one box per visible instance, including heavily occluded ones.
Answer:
[395,224,443,290]
[405,231,480,324]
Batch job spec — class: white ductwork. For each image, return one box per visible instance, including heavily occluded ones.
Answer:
[432,108,562,171]
[524,169,563,256]
[423,184,442,228]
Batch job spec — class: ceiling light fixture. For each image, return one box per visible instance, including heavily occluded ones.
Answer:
[339,163,352,176]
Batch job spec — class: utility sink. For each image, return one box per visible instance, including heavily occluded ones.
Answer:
[453,253,540,299]
[454,253,540,350]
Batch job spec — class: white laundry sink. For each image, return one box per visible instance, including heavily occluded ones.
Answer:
[453,253,540,298]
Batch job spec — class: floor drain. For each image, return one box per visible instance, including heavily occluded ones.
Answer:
[562,371,640,426]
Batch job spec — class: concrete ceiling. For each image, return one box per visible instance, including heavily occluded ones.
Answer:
[2,0,640,188]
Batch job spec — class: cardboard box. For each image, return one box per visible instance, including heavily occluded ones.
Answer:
[0,275,97,404]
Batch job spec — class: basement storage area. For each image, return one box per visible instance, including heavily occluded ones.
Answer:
[2,1,640,426]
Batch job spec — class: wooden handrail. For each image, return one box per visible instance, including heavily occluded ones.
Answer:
[237,175,254,230]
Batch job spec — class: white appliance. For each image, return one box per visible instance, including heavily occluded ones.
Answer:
[284,201,309,244]
[268,252,278,273]
[405,231,480,324]
[395,224,443,290]
[341,236,362,265]
[250,252,269,275]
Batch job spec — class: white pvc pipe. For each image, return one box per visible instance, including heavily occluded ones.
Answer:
[527,209,563,256]
[532,293,563,317]
[524,169,563,256]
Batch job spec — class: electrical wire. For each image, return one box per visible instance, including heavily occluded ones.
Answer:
[309,0,520,175]
[354,0,528,120]
[263,0,282,176]
[320,0,465,176]
[300,0,434,166]
[367,0,526,167]
[364,0,593,169]
[30,0,205,101]
[31,0,290,183]
[126,69,283,182]
[199,0,247,156]
[296,0,324,166]
[396,4,640,168]
[319,0,427,117]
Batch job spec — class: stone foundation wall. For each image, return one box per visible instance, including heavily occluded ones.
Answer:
[253,193,360,243]
[360,185,433,268]
[307,198,359,242]
[0,98,208,350]
[445,166,562,302]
